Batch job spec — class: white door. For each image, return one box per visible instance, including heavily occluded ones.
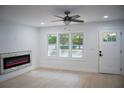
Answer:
[99,30,122,74]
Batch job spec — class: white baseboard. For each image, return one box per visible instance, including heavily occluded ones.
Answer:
[39,65,98,73]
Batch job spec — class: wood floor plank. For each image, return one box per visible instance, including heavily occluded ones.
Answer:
[0,68,124,88]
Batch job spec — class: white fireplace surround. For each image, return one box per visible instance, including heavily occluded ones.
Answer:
[0,50,32,75]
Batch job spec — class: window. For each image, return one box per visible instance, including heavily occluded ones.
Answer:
[47,32,84,58]
[48,34,57,56]
[103,32,117,42]
[71,33,84,58]
[59,34,69,57]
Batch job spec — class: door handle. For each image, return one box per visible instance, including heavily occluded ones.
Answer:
[99,53,103,56]
[99,51,103,57]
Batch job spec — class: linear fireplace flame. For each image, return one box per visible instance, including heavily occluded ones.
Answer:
[0,51,31,74]
[4,55,30,69]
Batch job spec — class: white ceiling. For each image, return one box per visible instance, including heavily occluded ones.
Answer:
[0,5,124,27]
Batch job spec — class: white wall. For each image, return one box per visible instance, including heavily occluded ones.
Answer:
[39,20,124,74]
[0,20,40,82]
[0,20,124,82]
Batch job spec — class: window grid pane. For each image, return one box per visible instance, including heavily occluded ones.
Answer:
[48,34,57,56]
[47,32,84,58]
[103,32,117,42]
[71,33,84,58]
[59,34,69,57]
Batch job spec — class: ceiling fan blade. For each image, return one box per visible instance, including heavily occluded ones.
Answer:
[51,20,64,22]
[70,15,80,19]
[54,15,64,19]
[71,19,84,23]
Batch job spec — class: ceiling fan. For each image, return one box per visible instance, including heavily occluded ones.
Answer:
[52,11,84,25]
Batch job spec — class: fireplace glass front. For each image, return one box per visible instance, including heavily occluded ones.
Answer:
[3,55,30,69]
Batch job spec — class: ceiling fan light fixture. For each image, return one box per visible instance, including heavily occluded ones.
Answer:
[64,20,71,25]
[53,11,84,25]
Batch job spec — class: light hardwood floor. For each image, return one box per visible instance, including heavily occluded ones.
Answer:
[0,68,124,88]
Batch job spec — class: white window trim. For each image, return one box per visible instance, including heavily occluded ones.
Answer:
[46,31,86,61]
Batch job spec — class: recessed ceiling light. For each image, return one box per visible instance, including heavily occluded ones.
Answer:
[41,22,44,25]
[104,16,109,19]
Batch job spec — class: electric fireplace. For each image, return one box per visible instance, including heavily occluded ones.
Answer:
[0,51,32,74]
